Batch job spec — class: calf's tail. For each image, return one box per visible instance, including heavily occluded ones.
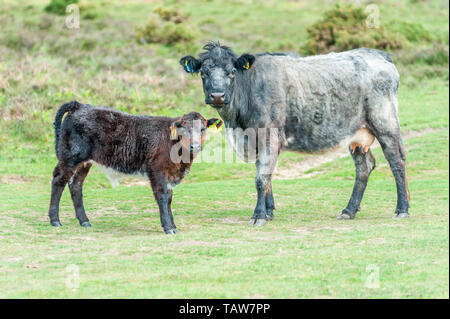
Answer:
[54,100,81,155]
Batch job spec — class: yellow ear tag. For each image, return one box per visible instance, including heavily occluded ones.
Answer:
[243,61,250,70]
[208,120,222,134]
[170,126,177,139]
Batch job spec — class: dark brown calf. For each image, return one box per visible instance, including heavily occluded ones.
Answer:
[48,101,222,234]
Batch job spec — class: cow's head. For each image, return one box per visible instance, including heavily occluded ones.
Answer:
[180,42,255,108]
[170,112,223,154]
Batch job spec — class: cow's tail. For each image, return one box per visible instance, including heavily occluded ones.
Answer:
[405,159,411,202]
[54,100,81,155]
[406,174,411,201]
[399,136,411,202]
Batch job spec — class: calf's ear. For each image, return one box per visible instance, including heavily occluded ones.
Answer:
[170,121,182,140]
[180,56,201,73]
[235,54,255,71]
[207,118,224,131]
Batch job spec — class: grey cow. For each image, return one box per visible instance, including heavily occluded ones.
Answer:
[180,42,410,226]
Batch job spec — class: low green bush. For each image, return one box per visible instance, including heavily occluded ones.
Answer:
[136,7,197,46]
[153,6,189,24]
[387,20,432,43]
[44,0,79,15]
[303,5,429,55]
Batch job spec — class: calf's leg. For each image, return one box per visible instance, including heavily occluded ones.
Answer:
[68,162,92,227]
[338,148,376,219]
[48,162,74,226]
[149,171,177,234]
[265,185,275,221]
[167,189,176,229]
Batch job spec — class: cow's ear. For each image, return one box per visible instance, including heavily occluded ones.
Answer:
[207,118,224,132]
[180,56,201,73]
[235,54,255,71]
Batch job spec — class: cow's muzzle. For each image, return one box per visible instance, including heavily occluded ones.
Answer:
[208,92,225,106]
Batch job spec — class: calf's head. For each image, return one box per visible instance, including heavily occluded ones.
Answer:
[170,112,223,154]
[180,42,255,108]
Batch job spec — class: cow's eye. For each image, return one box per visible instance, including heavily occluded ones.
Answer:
[228,68,236,78]
[201,127,206,133]
[200,72,207,79]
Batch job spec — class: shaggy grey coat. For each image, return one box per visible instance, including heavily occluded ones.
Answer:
[180,43,410,225]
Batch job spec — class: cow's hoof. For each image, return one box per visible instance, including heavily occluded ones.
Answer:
[80,221,91,227]
[337,212,355,220]
[266,211,274,221]
[165,228,178,235]
[50,221,62,227]
[393,212,409,219]
[248,218,267,227]
[254,219,267,227]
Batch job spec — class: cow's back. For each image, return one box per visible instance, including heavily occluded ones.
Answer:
[247,49,398,153]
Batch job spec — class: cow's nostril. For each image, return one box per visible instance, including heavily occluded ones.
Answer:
[210,92,225,104]
[211,92,225,99]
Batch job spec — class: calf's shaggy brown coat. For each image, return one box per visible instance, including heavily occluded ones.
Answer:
[48,101,222,234]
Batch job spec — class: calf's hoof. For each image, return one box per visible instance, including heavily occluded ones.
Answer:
[80,221,92,227]
[337,211,355,220]
[393,212,409,219]
[266,211,274,221]
[165,228,178,235]
[50,220,62,227]
[248,218,267,227]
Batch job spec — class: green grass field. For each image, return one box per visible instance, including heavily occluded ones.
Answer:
[0,0,448,298]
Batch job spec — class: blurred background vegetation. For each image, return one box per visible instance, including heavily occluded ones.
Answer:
[0,1,448,298]
[0,0,448,147]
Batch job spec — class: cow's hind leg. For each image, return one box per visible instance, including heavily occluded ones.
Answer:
[376,133,410,218]
[48,162,74,226]
[338,148,376,220]
[68,162,92,227]
[367,96,410,217]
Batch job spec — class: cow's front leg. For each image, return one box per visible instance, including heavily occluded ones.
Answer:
[249,150,278,226]
[149,171,177,234]
[265,185,275,221]
[249,168,271,227]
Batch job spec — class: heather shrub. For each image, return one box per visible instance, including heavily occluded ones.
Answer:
[304,5,408,54]
[136,6,197,46]
[44,0,78,15]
